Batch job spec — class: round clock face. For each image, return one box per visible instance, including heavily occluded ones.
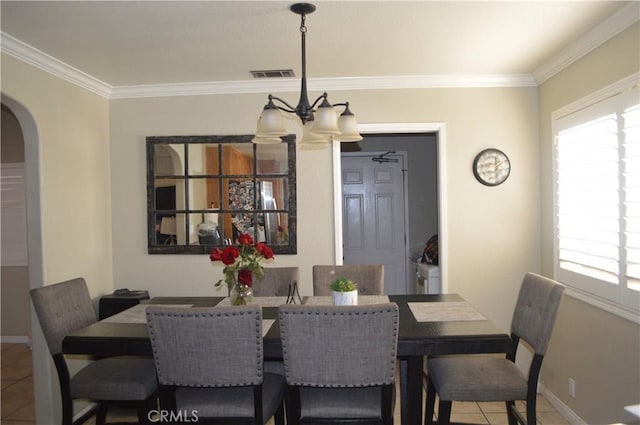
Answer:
[473,148,511,186]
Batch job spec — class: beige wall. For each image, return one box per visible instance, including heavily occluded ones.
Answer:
[110,86,539,331]
[1,55,113,293]
[1,53,113,423]
[539,23,640,424]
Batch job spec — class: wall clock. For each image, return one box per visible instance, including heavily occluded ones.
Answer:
[473,148,511,186]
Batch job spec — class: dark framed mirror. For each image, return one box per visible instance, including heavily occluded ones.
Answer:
[146,134,297,254]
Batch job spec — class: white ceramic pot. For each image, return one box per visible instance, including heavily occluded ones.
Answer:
[332,290,358,306]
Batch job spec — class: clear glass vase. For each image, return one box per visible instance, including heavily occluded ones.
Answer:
[230,283,253,306]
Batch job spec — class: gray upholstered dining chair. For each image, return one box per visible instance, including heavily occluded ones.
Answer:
[252,267,299,297]
[312,264,384,295]
[146,304,286,425]
[30,278,158,425]
[424,272,565,425]
[278,303,399,425]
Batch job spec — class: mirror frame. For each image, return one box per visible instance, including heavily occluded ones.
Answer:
[146,134,297,254]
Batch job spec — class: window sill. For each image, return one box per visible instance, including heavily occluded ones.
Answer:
[565,286,640,324]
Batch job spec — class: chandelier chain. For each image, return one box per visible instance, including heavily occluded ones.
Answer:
[300,13,307,33]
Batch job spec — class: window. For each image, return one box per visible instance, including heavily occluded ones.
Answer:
[553,76,640,319]
[1,163,27,266]
[146,135,296,254]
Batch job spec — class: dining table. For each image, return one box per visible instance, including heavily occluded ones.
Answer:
[62,293,511,425]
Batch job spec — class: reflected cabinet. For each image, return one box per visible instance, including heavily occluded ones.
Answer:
[146,135,296,254]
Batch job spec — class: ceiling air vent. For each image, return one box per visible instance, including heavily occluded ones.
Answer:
[250,69,295,78]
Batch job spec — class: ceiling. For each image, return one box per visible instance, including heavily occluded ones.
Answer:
[0,1,635,92]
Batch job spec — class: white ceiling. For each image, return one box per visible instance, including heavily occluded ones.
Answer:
[0,1,636,94]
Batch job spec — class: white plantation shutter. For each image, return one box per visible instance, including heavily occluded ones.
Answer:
[553,80,640,315]
[623,105,640,304]
[556,114,620,298]
[1,163,28,266]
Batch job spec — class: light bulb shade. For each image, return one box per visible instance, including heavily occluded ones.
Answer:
[300,120,332,146]
[160,217,177,235]
[337,112,362,142]
[252,135,283,144]
[311,99,341,135]
[255,107,287,137]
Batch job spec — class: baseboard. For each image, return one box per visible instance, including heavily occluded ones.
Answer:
[1,335,32,345]
[539,382,587,425]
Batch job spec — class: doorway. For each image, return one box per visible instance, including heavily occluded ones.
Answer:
[341,152,409,294]
[334,123,446,293]
[2,94,49,422]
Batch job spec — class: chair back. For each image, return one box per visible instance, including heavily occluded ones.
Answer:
[312,265,384,295]
[511,272,565,355]
[252,267,299,296]
[146,305,263,387]
[30,277,97,355]
[279,303,398,387]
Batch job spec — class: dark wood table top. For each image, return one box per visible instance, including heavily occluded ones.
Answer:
[62,294,511,359]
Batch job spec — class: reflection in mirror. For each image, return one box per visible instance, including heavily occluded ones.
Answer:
[147,135,296,254]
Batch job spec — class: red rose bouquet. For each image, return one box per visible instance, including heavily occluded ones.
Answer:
[209,233,275,294]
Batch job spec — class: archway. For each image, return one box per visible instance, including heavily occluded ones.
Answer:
[1,94,52,422]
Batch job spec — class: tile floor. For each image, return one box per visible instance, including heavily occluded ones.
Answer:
[1,343,36,424]
[1,342,569,424]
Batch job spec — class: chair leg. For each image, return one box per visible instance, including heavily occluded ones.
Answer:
[95,404,108,425]
[274,403,285,425]
[436,400,452,425]
[506,401,517,425]
[61,394,74,425]
[526,392,537,425]
[137,392,157,425]
[381,384,394,425]
[424,377,437,425]
[285,387,301,425]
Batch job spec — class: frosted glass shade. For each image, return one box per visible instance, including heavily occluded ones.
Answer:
[311,102,341,135]
[337,113,362,142]
[300,120,332,146]
[255,108,287,137]
[252,135,283,144]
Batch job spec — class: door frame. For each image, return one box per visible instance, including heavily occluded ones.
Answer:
[332,122,448,292]
[341,151,410,293]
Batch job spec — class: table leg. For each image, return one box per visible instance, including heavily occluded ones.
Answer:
[400,356,424,425]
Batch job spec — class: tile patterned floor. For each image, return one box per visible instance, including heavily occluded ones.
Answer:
[1,343,569,424]
[1,343,36,425]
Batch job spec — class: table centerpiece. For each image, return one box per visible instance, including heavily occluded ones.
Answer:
[209,233,275,305]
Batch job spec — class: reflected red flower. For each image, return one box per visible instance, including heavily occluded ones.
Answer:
[256,242,274,259]
[209,248,223,262]
[238,233,253,246]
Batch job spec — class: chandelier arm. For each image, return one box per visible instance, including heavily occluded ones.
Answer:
[268,95,298,114]
[309,92,329,110]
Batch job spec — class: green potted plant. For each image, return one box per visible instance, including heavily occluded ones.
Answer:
[329,277,358,305]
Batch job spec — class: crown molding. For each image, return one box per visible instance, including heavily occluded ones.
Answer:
[533,2,640,85]
[109,74,537,99]
[0,31,535,100]
[1,32,113,98]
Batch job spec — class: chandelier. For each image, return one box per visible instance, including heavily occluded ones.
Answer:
[252,3,362,146]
